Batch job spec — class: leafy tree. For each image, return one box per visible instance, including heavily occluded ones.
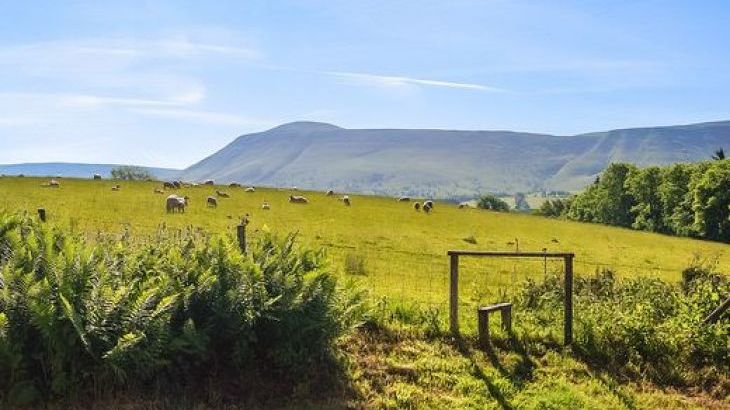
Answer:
[538,197,572,217]
[477,194,509,212]
[110,166,153,181]
[567,163,637,227]
[691,160,730,241]
[711,147,725,160]
[625,166,663,232]
[658,163,694,236]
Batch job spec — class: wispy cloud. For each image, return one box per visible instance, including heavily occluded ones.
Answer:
[325,71,503,92]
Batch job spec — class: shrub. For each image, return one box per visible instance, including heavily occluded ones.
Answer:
[517,266,729,393]
[110,166,153,181]
[477,194,510,212]
[0,213,367,405]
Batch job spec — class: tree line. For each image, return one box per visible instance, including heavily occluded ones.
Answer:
[540,156,730,242]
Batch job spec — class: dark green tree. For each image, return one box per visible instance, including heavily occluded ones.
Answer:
[711,147,725,160]
[625,166,663,232]
[691,160,730,241]
[110,166,153,181]
[477,194,510,212]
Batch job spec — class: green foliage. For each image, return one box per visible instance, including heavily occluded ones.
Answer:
[538,197,572,217]
[567,163,637,227]
[0,213,367,405]
[565,159,730,242]
[519,266,729,390]
[110,166,153,181]
[477,194,510,212]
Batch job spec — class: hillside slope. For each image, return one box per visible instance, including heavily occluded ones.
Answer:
[0,162,180,181]
[180,121,730,198]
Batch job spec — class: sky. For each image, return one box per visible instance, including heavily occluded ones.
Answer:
[1,0,730,168]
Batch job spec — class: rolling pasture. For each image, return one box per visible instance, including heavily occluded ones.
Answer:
[0,176,728,316]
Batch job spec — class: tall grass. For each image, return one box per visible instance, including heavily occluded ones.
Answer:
[0,212,368,406]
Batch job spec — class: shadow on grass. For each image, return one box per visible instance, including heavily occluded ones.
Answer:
[454,332,537,409]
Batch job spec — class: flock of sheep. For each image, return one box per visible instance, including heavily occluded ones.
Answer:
[42,176,447,215]
[156,179,442,215]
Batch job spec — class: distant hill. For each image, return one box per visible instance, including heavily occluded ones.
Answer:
[179,120,730,198]
[0,163,180,181]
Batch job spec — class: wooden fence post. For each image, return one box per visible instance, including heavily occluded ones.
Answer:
[564,255,573,346]
[450,253,459,335]
[236,216,249,255]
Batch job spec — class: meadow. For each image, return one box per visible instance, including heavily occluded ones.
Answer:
[1,176,728,335]
[0,176,728,408]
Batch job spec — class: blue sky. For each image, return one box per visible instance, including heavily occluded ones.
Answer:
[1,1,729,168]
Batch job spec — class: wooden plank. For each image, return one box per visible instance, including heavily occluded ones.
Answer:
[478,302,513,313]
[448,250,574,258]
[450,253,459,335]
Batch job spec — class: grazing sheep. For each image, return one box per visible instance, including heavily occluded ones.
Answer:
[111,185,120,191]
[289,195,308,204]
[424,200,434,209]
[291,186,298,191]
[163,181,175,189]
[172,181,182,189]
[458,201,471,209]
[342,195,351,206]
[216,190,230,198]
[245,187,255,192]
[423,202,432,213]
[154,188,164,194]
[49,179,60,188]
[261,201,270,210]
[398,196,410,202]
[93,173,102,180]
[166,195,187,213]
[204,180,214,186]
[230,182,242,188]
[207,196,218,208]
[414,202,421,211]
[326,190,335,196]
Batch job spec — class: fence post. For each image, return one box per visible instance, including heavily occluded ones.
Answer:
[564,255,574,346]
[37,208,46,222]
[236,215,249,254]
[450,253,459,335]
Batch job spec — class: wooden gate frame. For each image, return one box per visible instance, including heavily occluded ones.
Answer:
[448,250,575,345]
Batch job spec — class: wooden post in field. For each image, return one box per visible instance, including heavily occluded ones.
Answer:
[563,254,574,346]
[236,214,250,255]
[37,208,46,222]
[450,253,459,335]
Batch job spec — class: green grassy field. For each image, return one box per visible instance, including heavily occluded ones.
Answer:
[1,176,727,409]
[1,176,727,297]
[2,176,728,331]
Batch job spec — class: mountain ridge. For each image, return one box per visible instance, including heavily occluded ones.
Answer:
[3,120,729,199]
[180,120,730,198]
